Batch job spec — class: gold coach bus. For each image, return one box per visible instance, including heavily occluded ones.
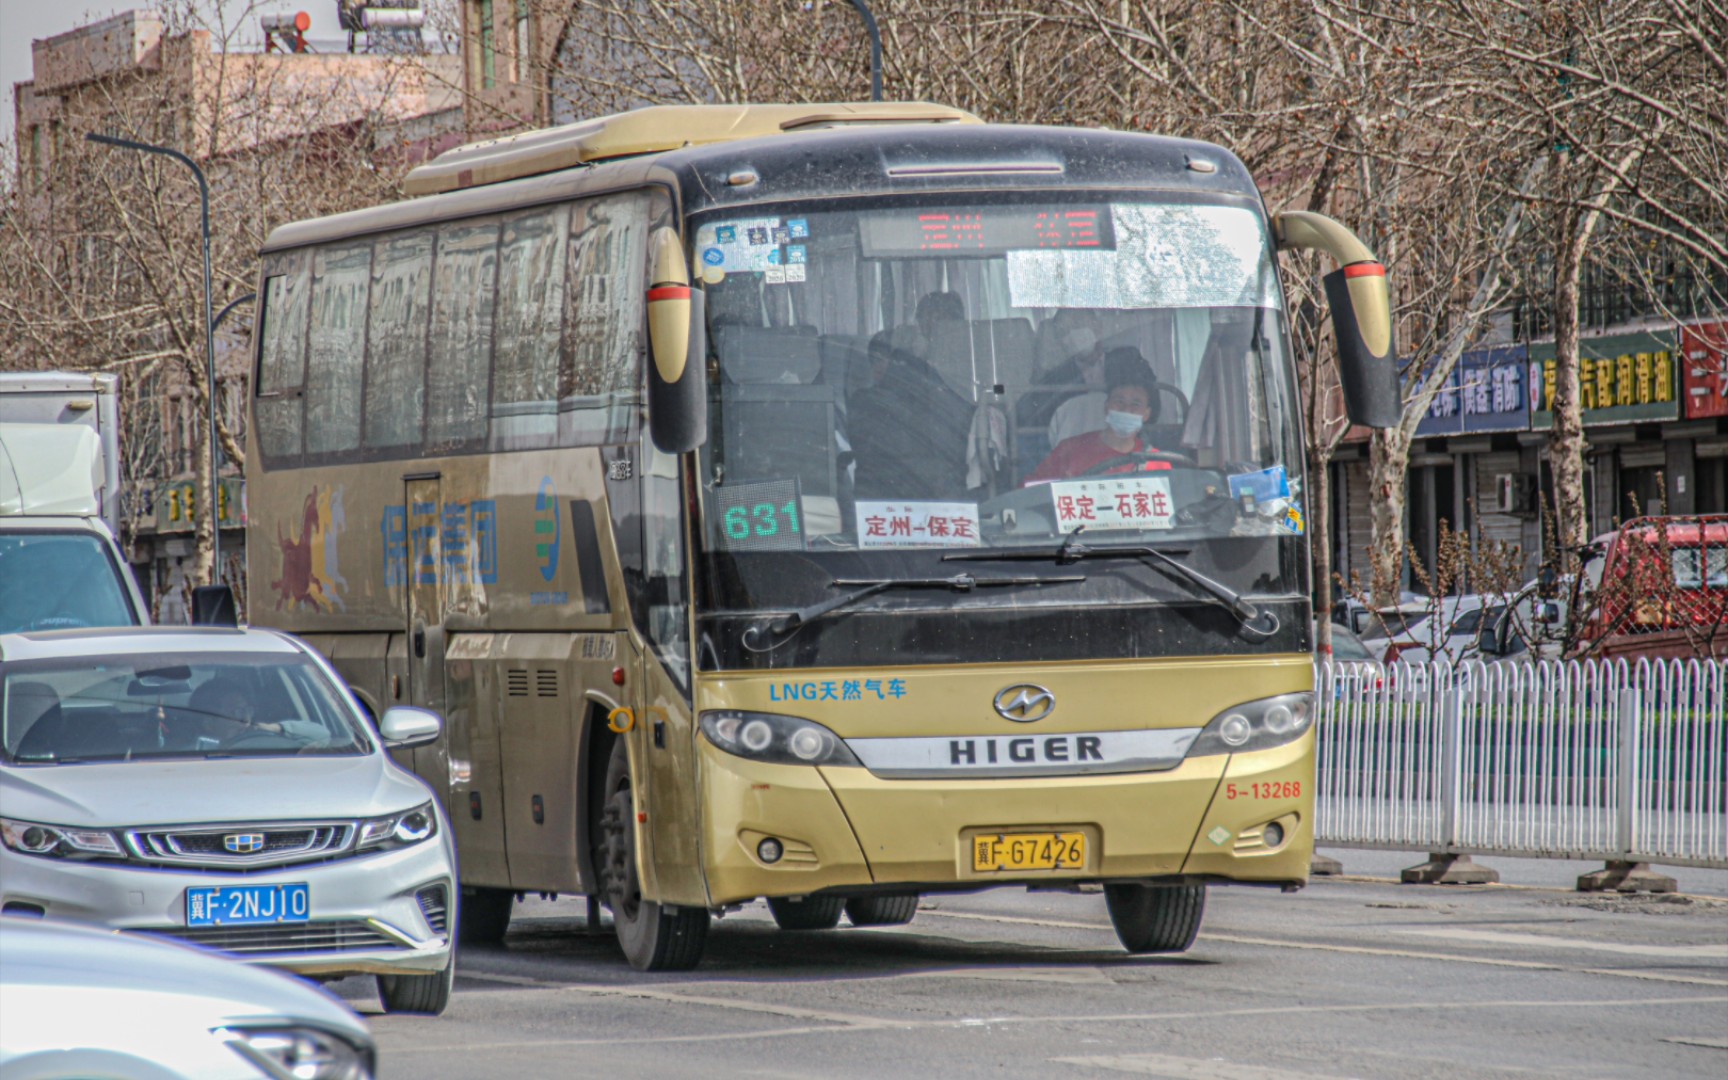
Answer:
[247,102,1397,970]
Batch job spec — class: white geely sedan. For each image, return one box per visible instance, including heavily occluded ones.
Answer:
[0,627,457,1015]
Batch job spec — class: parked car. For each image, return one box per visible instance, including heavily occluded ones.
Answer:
[0,627,458,1015]
[1567,516,1728,660]
[0,916,376,1080]
[1316,618,1376,661]
[1358,593,1509,665]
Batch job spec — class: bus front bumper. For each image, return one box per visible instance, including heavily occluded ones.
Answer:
[699,733,1314,906]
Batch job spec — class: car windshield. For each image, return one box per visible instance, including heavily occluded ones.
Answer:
[1,652,373,765]
[0,532,136,633]
[1370,610,1431,637]
[691,194,1307,652]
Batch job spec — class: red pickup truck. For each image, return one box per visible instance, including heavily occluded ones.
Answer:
[1569,515,1728,661]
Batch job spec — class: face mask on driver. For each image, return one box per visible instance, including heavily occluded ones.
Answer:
[1104,410,1145,438]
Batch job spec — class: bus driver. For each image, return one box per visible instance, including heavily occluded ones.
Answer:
[1023,350,1167,484]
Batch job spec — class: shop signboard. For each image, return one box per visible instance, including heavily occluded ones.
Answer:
[155,477,246,533]
[1530,328,1680,429]
[1679,320,1728,421]
[1415,344,1530,437]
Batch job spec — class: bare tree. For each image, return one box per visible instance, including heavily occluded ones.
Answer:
[1,1,449,593]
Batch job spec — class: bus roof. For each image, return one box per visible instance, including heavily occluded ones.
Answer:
[262,118,1260,254]
[403,102,981,197]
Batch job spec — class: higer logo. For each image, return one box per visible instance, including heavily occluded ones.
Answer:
[993,684,1055,723]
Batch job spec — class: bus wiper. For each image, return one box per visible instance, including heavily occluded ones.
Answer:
[741,572,1086,652]
[944,542,1279,640]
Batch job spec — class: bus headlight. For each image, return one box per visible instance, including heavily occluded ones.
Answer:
[700,711,862,768]
[1185,693,1314,758]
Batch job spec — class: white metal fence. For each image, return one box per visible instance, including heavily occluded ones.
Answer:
[1316,659,1728,869]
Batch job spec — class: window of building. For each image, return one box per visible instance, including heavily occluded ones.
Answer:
[477,0,496,89]
[514,0,530,82]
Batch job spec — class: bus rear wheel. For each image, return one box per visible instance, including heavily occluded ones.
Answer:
[597,740,709,971]
[768,896,845,930]
[1104,882,1206,953]
[845,893,919,927]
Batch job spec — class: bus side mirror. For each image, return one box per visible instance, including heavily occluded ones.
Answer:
[1274,211,1401,429]
[646,226,708,454]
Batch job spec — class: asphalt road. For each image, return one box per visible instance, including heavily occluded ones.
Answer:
[334,856,1728,1079]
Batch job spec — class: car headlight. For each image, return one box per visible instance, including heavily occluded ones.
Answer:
[218,1026,373,1080]
[356,801,438,851]
[1185,692,1315,758]
[700,711,861,767]
[0,818,123,860]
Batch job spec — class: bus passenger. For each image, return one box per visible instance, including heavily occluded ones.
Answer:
[1023,351,1167,484]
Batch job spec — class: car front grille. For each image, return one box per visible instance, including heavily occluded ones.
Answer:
[125,823,354,870]
[137,920,402,956]
[416,884,449,936]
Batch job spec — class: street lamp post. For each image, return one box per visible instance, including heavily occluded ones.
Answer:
[87,132,222,581]
[847,0,884,102]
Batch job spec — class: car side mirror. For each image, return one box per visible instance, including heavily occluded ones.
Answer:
[191,584,238,627]
[1475,620,1502,656]
[1535,600,1561,625]
[378,706,441,749]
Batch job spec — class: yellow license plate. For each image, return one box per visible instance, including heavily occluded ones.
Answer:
[971,831,1086,872]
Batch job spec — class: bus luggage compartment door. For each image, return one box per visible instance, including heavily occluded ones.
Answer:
[402,475,450,802]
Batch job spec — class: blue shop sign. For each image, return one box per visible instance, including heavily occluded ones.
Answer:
[1413,344,1530,436]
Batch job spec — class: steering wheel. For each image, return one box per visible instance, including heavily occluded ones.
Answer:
[220,729,289,750]
[1154,381,1191,422]
[1080,451,1196,477]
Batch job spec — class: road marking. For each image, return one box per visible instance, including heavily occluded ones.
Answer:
[1396,927,1728,959]
[1661,1036,1728,1050]
[375,994,1728,1055]
[916,910,1728,987]
[1054,1053,1349,1079]
[457,970,892,1028]
[899,964,1114,985]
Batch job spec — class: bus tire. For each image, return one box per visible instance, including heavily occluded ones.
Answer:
[376,950,455,1016]
[1104,882,1206,954]
[597,739,709,971]
[845,893,918,927]
[768,895,845,930]
[457,886,514,945]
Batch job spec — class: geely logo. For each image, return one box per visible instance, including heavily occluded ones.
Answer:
[224,833,265,854]
[993,684,1055,723]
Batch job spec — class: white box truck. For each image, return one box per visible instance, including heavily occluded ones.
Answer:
[0,372,149,630]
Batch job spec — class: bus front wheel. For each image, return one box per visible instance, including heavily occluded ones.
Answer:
[1104,883,1206,953]
[597,740,709,971]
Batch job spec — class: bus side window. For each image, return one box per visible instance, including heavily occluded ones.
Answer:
[492,205,570,451]
[561,191,651,446]
[255,252,310,467]
[427,219,500,453]
[305,242,372,458]
[363,230,434,454]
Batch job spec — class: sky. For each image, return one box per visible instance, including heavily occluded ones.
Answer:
[0,1,450,146]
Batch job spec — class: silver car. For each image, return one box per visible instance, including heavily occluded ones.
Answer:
[0,627,457,1015]
[0,916,375,1079]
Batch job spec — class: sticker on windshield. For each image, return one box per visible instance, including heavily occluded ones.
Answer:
[788,219,809,239]
[1228,465,1289,507]
[855,501,981,548]
[1277,500,1305,535]
[694,218,783,273]
[785,263,806,283]
[1048,476,1173,533]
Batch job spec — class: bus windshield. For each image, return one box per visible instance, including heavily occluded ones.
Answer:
[692,193,1307,662]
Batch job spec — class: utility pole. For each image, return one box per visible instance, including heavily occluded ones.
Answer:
[87,132,222,582]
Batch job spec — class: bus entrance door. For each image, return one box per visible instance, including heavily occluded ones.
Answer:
[403,475,450,808]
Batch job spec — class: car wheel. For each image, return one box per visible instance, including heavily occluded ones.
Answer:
[844,893,918,927]
[1104,882,1206,954]
[767,895,846,930]
[376,952,455,1016]
[457,886,514,945]
[597,739,709,971]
